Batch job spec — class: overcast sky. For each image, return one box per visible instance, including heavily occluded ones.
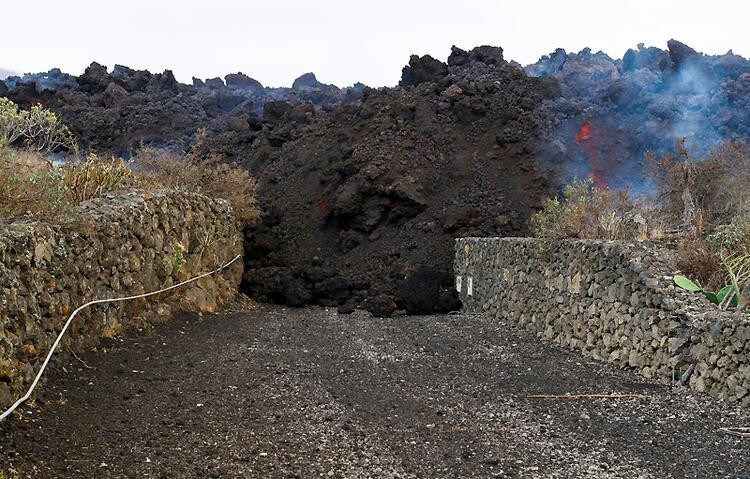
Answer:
[2,0,748,87]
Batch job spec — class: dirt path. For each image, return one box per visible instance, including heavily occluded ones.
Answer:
[1,304,750,478]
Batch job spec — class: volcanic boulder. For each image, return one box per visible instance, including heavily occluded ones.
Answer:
[400,54,448,86]
[112,64,152,92]
[77,62,112,93]
[293,72,324,90]
[667,39,700,66]
[361,294,397,317]
[103,82,128,108]
[145,70,179,94]
[448,45,504,67]
[396,266,461,314]
[205,77,225,89]
[225,72,264,91]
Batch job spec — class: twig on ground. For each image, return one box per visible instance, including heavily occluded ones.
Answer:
[66,345,95,370]
[526,393,651,399]
[718,427,750,438]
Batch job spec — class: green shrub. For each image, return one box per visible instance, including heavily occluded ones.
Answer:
[162,242,186,277]
[0,98,26,148]
[0,98,77,153]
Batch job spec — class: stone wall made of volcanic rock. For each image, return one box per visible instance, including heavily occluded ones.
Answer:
[455,237,750,406]
[0,190,243,409]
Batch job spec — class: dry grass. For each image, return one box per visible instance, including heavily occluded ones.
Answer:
[0,148,77,223]
[529,178,656,241]
[645,140,750,290]
[675,239,724,290]
[130,145,260,225]
[63,154,136,202]
[1,101,259,226]
[531,140,750,307]
[646,139,750,237]
[0,145,260,226]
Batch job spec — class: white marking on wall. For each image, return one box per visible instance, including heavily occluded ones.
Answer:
[456,275,463,293]
[467,276,473,296]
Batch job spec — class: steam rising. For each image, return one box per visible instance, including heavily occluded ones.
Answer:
[527,40,750,191]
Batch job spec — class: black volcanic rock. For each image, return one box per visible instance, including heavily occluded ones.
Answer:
[447,46,471,67]
[448,45,505,68]
[361,294,397,317]
[622,43,671,72]
[146,70,179,94]
[205,77,225,89]
[399,54,448,86]
[3,60,363,155]
[524,48,568,76]
[111,64,152,92]
[242,50,554,313]
[8,40,750,315]
[103,82,128,108]
[77,62,112,94]
[396,266,460,314]
[667,39,700,66]
[292,72,323,90]
[262,101,294,123]
[225,72,263,91]
[3,68,78,93]
[467,45,504,65]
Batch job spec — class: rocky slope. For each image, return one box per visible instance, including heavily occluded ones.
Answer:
[2,48,558,315]
[233,46,557,315]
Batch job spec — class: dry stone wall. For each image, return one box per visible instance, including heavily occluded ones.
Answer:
[0,190,243,410]
[455,237,750,406]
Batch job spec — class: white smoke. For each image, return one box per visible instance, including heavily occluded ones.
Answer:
[0,67,18,80]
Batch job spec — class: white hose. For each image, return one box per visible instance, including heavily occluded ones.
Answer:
[0,254,242,421]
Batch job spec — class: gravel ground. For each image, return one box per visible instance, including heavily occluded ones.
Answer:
[1,303,750,478]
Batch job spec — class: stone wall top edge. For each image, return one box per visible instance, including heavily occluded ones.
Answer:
[0,189,233,236]
[456,237,658,248]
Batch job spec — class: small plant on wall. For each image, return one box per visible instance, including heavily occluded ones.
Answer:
[162,243,186,278]
[674,267,748,313]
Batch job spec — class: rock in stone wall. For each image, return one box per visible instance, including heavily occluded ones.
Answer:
[0,190,243,410]
[455,237,750,406]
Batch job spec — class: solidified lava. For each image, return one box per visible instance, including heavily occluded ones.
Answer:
[5,39,750,313]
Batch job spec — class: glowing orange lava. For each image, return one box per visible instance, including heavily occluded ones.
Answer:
[588,170,606,189]
[575,121,592,142]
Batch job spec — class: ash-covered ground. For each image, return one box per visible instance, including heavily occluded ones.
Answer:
[1,305,749,478]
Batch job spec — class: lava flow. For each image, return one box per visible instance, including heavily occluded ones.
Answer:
[575,121,592,142]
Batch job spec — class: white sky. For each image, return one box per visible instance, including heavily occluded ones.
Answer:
[2,0,748,87]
